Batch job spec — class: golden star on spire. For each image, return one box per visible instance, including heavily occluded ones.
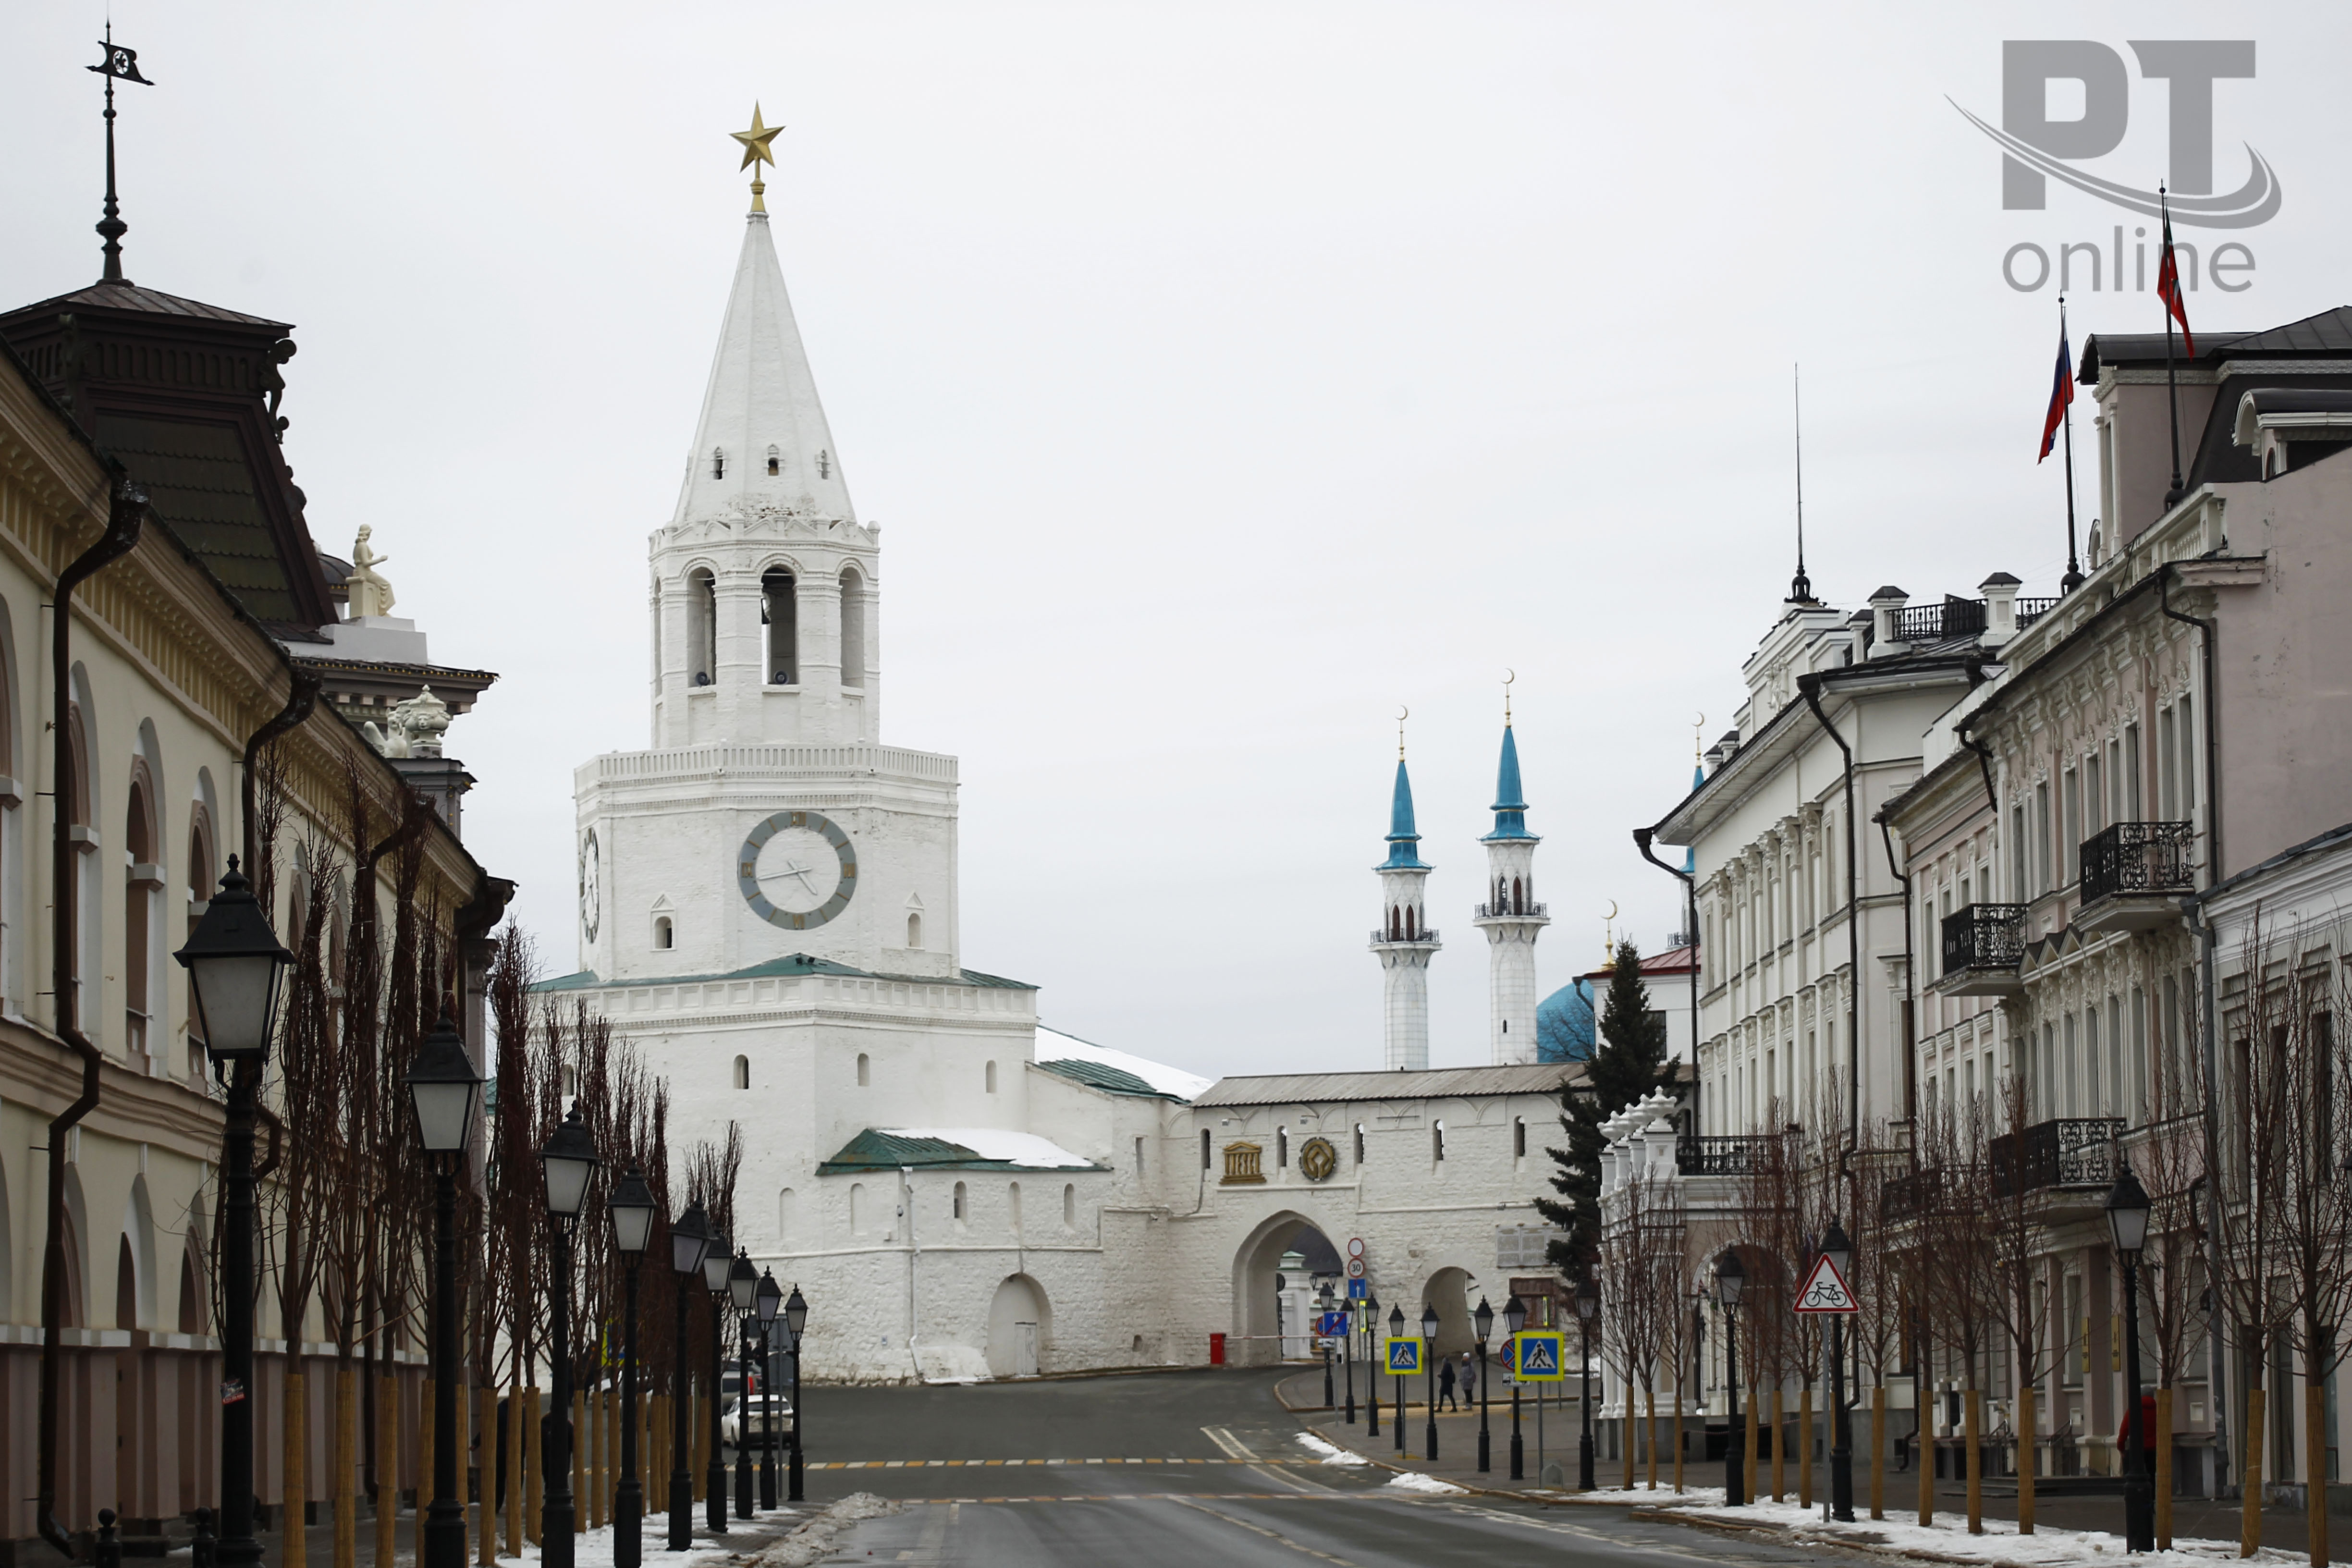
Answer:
[731,103,784,212]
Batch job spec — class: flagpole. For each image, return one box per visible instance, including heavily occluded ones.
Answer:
[2060,294,2083,592]
[2161,184,2185,509]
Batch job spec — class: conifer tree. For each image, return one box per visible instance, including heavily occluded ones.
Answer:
[1538,938,1678,1270]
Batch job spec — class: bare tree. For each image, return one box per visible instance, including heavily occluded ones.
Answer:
[1983,1070,2054,1534]
[2133,968,2209,1552]
[1919,1092,1995,1533]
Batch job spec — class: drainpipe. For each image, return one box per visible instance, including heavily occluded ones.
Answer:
[2157,564,2222,883]
[1874,811,1917,1139]
[1632,828,1700,1137]
[901,1165,920,1383]
[1797,674,1862,1157]
[38,478,144,1558]
[2179,893,2228,1493]
[238,667,320,871]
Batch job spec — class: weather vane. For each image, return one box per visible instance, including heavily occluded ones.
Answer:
[88,21,154,285]
[731,103,784,213]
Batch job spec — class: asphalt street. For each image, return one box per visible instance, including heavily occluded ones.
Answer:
[788,1368,1854,1567]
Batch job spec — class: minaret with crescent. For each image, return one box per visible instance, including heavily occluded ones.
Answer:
[1369,714,1438,1071]
[1473,681,1549,1064]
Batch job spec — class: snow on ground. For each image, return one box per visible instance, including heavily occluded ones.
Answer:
[1639,1494,2316,1567]
[1034,1027,1216,1102]
[1383,1471,1468,1495]
[1295,1433,1372,1466]
[877,1127,1099,1167]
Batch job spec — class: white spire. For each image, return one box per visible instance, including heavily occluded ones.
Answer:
[674,211,856,526]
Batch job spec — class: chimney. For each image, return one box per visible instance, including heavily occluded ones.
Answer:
[1979,572,2021,648]
[1867,586,1910,659]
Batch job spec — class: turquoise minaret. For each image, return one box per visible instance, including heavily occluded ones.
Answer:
[1370,735,1438,1070]
[1473,710,1549,1064]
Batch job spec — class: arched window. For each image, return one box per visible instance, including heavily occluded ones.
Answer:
[653,915,674,950]
[711,447,727,479]
[686,568,717,686]
[732,1054,750,1090]
[848,1183,864,1237]
[1062,1184,1076,1228]
[1432,1120,1446,1163]
[1514,1116,1527,1158]
[985,1060,998,1094]
[1405,906,1416,939]
[762,568,797,684]
[953,1181,967,1223]
[1276,1127,1288,1168]
[1512,876,1523,914]
[1008,1182,1022,1232]
[839,568,867,688]
[906,912,922,948]
[1354,1124,1365,1164]
[856,1052,871,1087]
[124,772,159,1061]
[1200,1128,1211,1170]
[1388,906,1400,941]
[777,1188,795,1242]
[766,444,780,477]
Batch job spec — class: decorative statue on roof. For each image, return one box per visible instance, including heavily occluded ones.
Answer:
[362,685,451,760]
[347,524,396,618]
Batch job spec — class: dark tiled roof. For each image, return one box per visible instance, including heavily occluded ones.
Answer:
[1034,1056,1186,1101]
[533,953,1037,992]
[12,282,287,329]
[814,1128,1101,1175]
[2081,306,2352,378]
[95,413,301,621]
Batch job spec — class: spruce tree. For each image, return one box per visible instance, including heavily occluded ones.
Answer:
[1537,937,1678,1271]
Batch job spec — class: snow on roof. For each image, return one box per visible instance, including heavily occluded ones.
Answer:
[1035,1026,1215,1103]
[876,1127,1100,1169]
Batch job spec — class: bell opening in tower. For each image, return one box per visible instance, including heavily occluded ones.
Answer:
[763,567,798,684]
[839,566,867,688]
[688,567,717,686]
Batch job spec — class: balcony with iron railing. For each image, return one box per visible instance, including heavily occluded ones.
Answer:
[1862,595,2061,653]
[1370,926,1441,946]
[1675,1134,1775,1176]
[1474,901,1550,920]
[1935,903,2028,998]
[1989,1117,2125,1200]
[1884,1164,1981,1223]
[2075,821,2195,934]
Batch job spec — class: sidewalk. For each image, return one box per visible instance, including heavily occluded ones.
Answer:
[1274,1370,2340,1561]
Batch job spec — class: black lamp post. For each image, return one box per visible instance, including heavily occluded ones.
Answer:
[1387,1304,1407,1454]
[1317,1284,1335,1409]
[1363,1290,1380,1437]
[1715,1250,1746,1506]
[1421,1303,1441,1460]
[1339,1288,1357,1425]
[726,1251,757,1518]
[1504,1294,1528,1481]
[1575,1276,1599,1491]
[1473,1297,1495,1474]
[699,1230,732,1534]
[1822,1219,1856,1522]
[666,1199,710,1549]
[756,1269,784,1508]
[781,1279,808,1502]
[2107,1163,2155,1553]
[606,1169,657,1568]
[538,1106,600,1568]
[406,1014,485,1568]
[173,859,292,1568]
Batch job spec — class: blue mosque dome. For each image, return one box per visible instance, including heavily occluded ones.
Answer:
[1537,979,1596,1063]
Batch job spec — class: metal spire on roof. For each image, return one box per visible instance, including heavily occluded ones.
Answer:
[87,24,154,286]
[1787,364,1815,604]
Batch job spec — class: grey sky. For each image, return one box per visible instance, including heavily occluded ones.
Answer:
[7,2,2341,1081]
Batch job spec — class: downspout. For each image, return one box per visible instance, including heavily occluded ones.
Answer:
[2180,892,2228,1493]
[900,1165,920,1382]
[239,666,321,870]
[1874,812,1916,1139]
[2157,564,2222,886]
[38,478,144,1558]
[1798,674,1862,1157]
[1632,827,1700,1135]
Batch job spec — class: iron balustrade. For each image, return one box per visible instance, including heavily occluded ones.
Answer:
[2015,597,2059,629]
[1895,598,1987,644]
[1370,928,1441,945]
[1989,1117,2125,1199]
[1940,903,2027,978]
[1474,902,1550,919]
[2079,821,2195,905]
[1674,1135,1774,1176]
[1883,1165,1982,1222]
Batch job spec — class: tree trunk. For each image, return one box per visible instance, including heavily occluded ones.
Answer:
[572,1389,586,1534]
[375,1373,398,1568]
[1869,1384,1885,1520]
[1917,1387,1934,1527]
[1646,1384,1658,1489]
[1672,1383,1684,1495]
[284,1369,308,1568]
[525,1384,542,1545]
[2306,1381,2327,1568]
[1800,1385,1813,1508]
[588,1385,604,1531]
[1964,1386,1983,1534]
[1771,1387,1785,1500]
[2243,1384,2267,1558]
[694,1383,709,1502]
[504,1384,522,1556]
[1624,1383,1636,1491]
[1746,1380,1760,1506]
[599,1384,613,1530]
[335,1364,357,1568]
[2017,1383,2037,1533]
[2156,1386,2174,1549]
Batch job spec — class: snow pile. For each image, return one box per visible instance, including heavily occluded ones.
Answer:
[877,1127,1099,1168]
[1665,1498,2314,1567]
[1295,1433,1372,1467]
[1035,1027,1216,1102]
[1384,1471,1468,1495]
[751,1493,900,1568]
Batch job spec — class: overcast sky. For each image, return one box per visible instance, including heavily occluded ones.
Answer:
[6,3,2342,1082]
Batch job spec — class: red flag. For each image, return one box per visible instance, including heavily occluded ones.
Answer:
[2039,317,2074,462]
[2157,193,2195,356]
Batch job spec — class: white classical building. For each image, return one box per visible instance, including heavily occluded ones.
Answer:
[550,156,1581,1383]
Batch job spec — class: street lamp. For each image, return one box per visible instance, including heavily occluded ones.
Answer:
[538,1106,600,1568]
[1715,1249,1746,1506]
[1420,1303,1441,1460]
[607,1169,656,1568]
[1821,1218,1856,1522]
[1575,1276,1599,1491]
[406,1014,484,1568]
[778,1276,806,1502]
[2106,1162,2155,1553]
[1473,1297,1495,1474]
[1317,1283,1336,1409]
[756,1269,784,1507]
[1363,1290,1381,1438]
[666,1199,710,1549]
[1387,1303,1407,1455]
[699,1229,732,1534]
[727,1251,757,1518]
[174,859,292,1568]
[1504,1294,1528,1480]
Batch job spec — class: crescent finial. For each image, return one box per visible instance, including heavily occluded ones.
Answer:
[1396,705,1409,759]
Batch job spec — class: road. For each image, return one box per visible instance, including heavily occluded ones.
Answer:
[784,1369,1853,1567]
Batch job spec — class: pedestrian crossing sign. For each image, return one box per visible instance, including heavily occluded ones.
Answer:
[1384,1337,1423,1374]
[1511,1331,1566,1382]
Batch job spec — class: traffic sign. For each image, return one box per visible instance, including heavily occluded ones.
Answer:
[1348,1237,1366,1259]
[1348,1277,1367,1300]
[1316,1311,1349,1337]
[1345,1259,1365,1279]
[1793,1253,1859,1314]
[1512,1331,1566,1381]
[1384,1337,1423,1374]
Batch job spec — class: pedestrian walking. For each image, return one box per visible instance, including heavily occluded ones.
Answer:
[1439,1355,1460,1411]
[1459,1352,1478,1403]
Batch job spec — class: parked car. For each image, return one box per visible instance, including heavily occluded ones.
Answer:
[720,1391,792,1447]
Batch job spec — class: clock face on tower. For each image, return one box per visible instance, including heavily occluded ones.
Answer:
[579,830,601,942]
[737,809,857,930]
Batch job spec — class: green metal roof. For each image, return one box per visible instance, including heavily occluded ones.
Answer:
[814,1128,1102,1176]
[532,953,1037,993]
[1035,1056,1187,1101]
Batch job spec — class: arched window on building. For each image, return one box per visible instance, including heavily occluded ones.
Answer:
[711,447,727,479]
[953,1181,967,1223]
[906,912,922,949]
[1514,1116,1527,1158]
[124,770,159,1062]
[1276,1128,1288,1168]
[762,567,797,684]
[856,1052,871,1087]
[686,568,717,686]
[777,1188,796,1242]
[985,1060,998,1094]
[1388,906,1400,940]
[1512,877,1524,914]
[1200,1128,1211,1170]
[1354,1124,1365,1164]
[1405,906,1416,939]
[766,444,780,477]
[733,1054,750,1090]
[1062,1183,1076,1229]
[654,915,674,950]
[1432,1120,1446,1163]
[839,568,867,688]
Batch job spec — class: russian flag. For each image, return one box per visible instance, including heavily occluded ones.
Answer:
[2038,319,2073,463]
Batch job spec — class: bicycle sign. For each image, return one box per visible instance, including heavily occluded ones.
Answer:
[1384,1337,1423,1375]
[1793,1253,1858,1314]
[1511,1331,1566,1382]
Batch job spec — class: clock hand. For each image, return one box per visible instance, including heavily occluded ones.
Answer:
[759,861,822,893]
